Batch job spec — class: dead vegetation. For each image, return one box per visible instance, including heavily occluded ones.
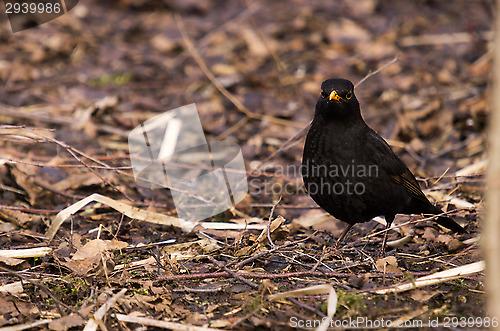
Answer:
[0,0,490,329]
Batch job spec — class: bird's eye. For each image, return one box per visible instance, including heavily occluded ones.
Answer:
[320,91,327,98]
[345,91,353,100]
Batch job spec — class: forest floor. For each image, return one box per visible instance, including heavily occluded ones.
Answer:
[0,0,490,329]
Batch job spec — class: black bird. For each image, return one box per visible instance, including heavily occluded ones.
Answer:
[302,78,465,248]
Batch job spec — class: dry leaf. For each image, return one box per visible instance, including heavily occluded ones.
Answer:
[48,314,86,330]
[375,256,402,273]
[161,238,220,260]
[0,256,25,266]
[64,239,127,277]
[10,165,44,205]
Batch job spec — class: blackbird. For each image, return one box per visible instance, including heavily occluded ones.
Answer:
[301,78,465,248]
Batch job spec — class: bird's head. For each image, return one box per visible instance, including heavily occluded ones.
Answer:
[315,78,361,122]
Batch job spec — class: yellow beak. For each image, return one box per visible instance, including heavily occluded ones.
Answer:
[329,90,341,101]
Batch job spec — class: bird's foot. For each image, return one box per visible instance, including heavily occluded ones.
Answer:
[335,223,355,248]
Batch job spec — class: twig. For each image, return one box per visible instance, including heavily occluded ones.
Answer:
[355,57,399,88]
[0,156,132,170]
[0,247,52,259]
[284,251,335,272]
[0,265,85,318]
[234,232,316,269]
[26,129,132,201]
[207,256,259,288]
[230,306,262,328]
[234,246,281,270]
[115,314,221,331]
[8,129,220,209]
[113,213,125,240]
[174,13,303,128]
[157,270,429,282]
[244,0,287,73]
[83,288,127,331]
[214,116,249,140]
[0,205,59,214]
[289,298,327,318]
[258,122,311,165]
[310,246,338,272]
[447,242,477,264]
[0,319,52,330]
[266,196,282,249]
[250,203,320,209]
[172,286,225,293]
[0,102,76,125]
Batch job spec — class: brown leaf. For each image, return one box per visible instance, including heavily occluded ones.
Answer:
[48,314,86,330]
[10,165,45,205]
[410,289,441,302]
[64,239,127,277]
[0,256,25,266]
[375,256,402,273]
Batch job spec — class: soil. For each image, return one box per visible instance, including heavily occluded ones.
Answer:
[0,0,489,330]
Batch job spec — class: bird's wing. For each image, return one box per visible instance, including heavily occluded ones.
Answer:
[389,168,429,202]
[365,129,429,203]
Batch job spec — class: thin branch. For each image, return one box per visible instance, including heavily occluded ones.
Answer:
[157,270,429,282]
[207,255,259,288]
[266,196,282,249]
[28,130,133,201]
[355,57,399,88]
[0,265,85,319]
[174,13,303,128]
[234,231,317,269]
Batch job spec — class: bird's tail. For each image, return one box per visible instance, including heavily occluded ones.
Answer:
[424,204,466,233]
[434,215,466,233]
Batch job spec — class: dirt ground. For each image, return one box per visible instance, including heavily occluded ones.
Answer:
[0,0,489,330]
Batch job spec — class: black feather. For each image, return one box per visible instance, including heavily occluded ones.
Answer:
[302,78,466,245]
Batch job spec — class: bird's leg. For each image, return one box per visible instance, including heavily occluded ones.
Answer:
[379,216,394,256]
[335,223,355,248]
[380,224,390,256]
[311,224,354,272]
